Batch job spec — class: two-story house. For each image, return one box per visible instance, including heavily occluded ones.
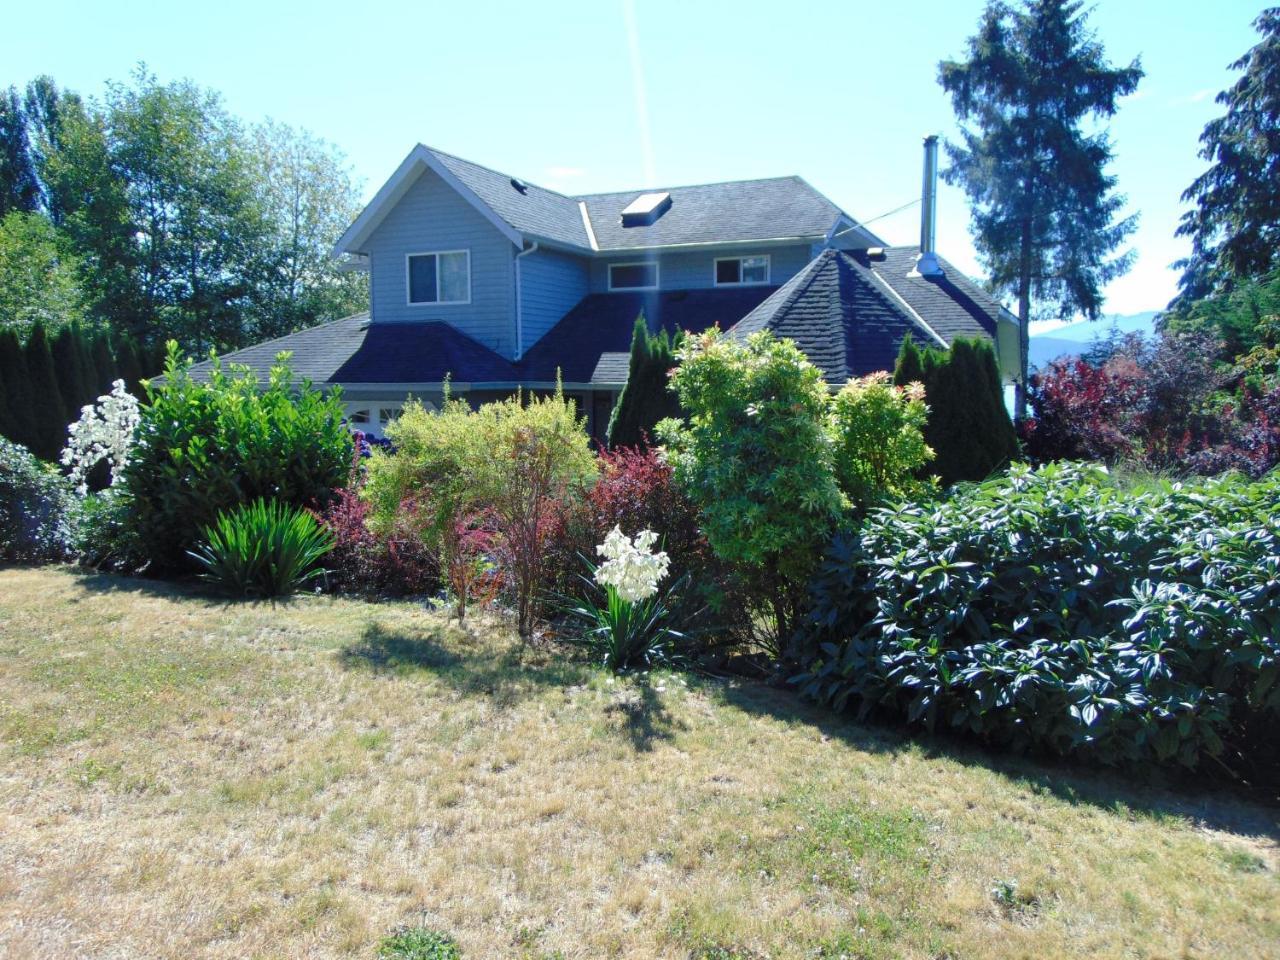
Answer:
[196,138,1020,440]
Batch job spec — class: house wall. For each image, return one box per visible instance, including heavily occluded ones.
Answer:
[518,247,590,354]
[364,167,517,358]
[587,243,817,293]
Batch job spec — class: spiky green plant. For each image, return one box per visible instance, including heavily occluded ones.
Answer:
[188,498,334,597]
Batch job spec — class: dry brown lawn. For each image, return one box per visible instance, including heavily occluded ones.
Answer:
[0,565,1277,960]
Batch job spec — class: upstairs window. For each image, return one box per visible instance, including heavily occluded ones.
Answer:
[407,250,470,304]
[608,261,659,291]
[715,254,770,286]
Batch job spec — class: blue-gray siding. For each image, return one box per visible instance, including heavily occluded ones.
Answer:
[364,167,517,357]
[587,244,818,293]
[519,247,590,354]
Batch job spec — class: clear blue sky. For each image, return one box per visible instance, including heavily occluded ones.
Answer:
[11,0,1267,316]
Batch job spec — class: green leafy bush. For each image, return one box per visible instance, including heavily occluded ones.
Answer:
[124,343,351,572]
[367,388,595,633]
[377,926,461,960]
[189,498,334,597]
[660,330,843,654]
[798,463,1280,775]
[0,436,76,561]
[828,372,933,510]
[607,314,682,448]
[73,487,146,571]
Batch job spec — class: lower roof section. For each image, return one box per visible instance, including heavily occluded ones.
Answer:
[186,285,777,392]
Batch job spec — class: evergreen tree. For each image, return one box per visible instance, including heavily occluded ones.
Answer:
[939,0,1143,420]
[0,326,31,444]
[893,336,928,388]
[0,87,39,216]
[90,327,116,394]
[22,322,68,460]
[1175,8,1280,301]
[113,334,144,396]
[607,314,681,449]
[893,336,1019,486]
[49,322,91,417]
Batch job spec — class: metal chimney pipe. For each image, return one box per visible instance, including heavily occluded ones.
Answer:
[913,134,943,278]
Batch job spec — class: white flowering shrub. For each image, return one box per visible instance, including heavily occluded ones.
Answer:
[593,525,671,603]
[60,380,140,495]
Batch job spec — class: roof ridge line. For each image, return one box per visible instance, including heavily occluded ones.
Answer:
[852,255,949,349]
[574,173,806,199]
[422,144,583,203]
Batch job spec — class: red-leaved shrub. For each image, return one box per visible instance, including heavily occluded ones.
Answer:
[317,452,439,597]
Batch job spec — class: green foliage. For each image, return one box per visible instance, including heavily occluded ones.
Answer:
[828,372,933,509]
[377,926,462,960]
[1175,8,1280,299]
[0,326,31,444]
[660,329,843,650]
[798,463,1280,775]
[49,321,93,418]
[24,69,366,352]
[20,321,68,460]
[0,86,39,215]
[607,314,681,448]
[939,0,1143,416]
[895,337,1019,485]
[563,562,690,672]
[123,342,352,572]
[368,387,596,629]
[1161,268,1280,383]
[72,487,145,571]
[189,498,334,597]
[0,436,75,561]
[0,210,86,337]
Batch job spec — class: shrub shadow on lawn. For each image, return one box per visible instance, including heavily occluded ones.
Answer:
[714,677,1280,842]
[604,680,685,752]
[339,621,595,708]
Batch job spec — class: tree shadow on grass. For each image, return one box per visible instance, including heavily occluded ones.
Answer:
[713,675,1280,845]
[339,621,596,709]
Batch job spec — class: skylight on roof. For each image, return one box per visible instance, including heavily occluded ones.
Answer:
[620,191,672,227]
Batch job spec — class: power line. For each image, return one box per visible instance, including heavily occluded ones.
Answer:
[860,196,921,226]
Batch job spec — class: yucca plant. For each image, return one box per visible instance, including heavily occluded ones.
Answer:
[189,498,334,597]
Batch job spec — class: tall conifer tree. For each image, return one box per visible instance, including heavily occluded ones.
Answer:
[22,321,68,460]
[939,0,1142,420]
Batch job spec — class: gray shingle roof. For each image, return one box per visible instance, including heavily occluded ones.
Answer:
[853,246,1004,342]
[186,313,519,386]
[427,147,590,250]
[578,176,842,251]
[730,250,941,382]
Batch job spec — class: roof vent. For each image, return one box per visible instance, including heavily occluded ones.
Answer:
[510,177,529,194]
[620,191,672,227]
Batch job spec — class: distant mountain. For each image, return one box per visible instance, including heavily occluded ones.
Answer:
[1027,311,1160,370]
[1029,337,1088,370]
[1037,310,1159,343]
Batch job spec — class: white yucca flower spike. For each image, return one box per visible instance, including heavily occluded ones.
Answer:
[594,525,671,603]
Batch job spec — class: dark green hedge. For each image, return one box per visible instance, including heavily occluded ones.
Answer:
[797,463,1280,779]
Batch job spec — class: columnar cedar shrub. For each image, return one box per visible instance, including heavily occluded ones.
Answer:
[123,343,352,572]
[893,336,1019,484]
[607,314,682,449]
[660,329,844,653]
[366,387,595,634]
[798,463,1280,779]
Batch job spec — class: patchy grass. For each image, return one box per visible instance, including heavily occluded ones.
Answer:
[0,566,1277,959]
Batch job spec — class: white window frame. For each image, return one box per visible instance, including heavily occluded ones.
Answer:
[607,260,660,292]
[405,249,471,306]
[713,254,771,287]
